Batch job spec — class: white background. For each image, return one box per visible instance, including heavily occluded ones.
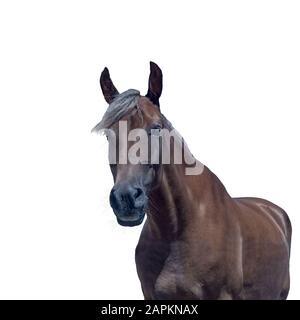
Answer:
[0,1,299,299]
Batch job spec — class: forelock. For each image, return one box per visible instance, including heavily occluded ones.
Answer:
[92,89,140,132]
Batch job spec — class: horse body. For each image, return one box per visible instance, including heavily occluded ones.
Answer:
[135,165,291,300]
[94,62,291,300]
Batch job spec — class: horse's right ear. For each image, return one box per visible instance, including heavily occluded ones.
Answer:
[100,67,119,104]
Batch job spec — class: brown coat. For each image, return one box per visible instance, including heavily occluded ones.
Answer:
[135,165,291,300]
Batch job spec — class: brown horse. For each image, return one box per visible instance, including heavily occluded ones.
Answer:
[93,62,291,300]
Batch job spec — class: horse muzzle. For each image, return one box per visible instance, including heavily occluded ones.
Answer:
[109,183,147,227]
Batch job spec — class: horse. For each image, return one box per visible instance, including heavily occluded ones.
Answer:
[93,62,291,300]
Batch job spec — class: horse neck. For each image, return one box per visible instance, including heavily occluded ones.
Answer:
[147,162,230,241]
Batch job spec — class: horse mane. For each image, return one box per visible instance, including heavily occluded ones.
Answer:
[92,89,140,132]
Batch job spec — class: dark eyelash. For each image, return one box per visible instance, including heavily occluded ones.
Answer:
[148,124,162,135]
[151,124,162,130]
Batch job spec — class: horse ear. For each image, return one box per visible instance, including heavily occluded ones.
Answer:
[146,61,163,107]
[100,67,119,104]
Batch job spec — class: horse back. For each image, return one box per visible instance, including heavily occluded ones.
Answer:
[234,197,291,250]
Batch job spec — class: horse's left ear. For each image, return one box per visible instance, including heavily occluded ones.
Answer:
[146,61,163,107]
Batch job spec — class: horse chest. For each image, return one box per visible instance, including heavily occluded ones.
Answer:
[136,240,205,299]
[153,255,205,299]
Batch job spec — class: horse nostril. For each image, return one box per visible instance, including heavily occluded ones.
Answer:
[133,188,143,200]
[109,189,119,210]
[132,187,145,209]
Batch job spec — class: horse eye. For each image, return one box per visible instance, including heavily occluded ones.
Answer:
[152,124,162,130]
[150,124,162,135]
